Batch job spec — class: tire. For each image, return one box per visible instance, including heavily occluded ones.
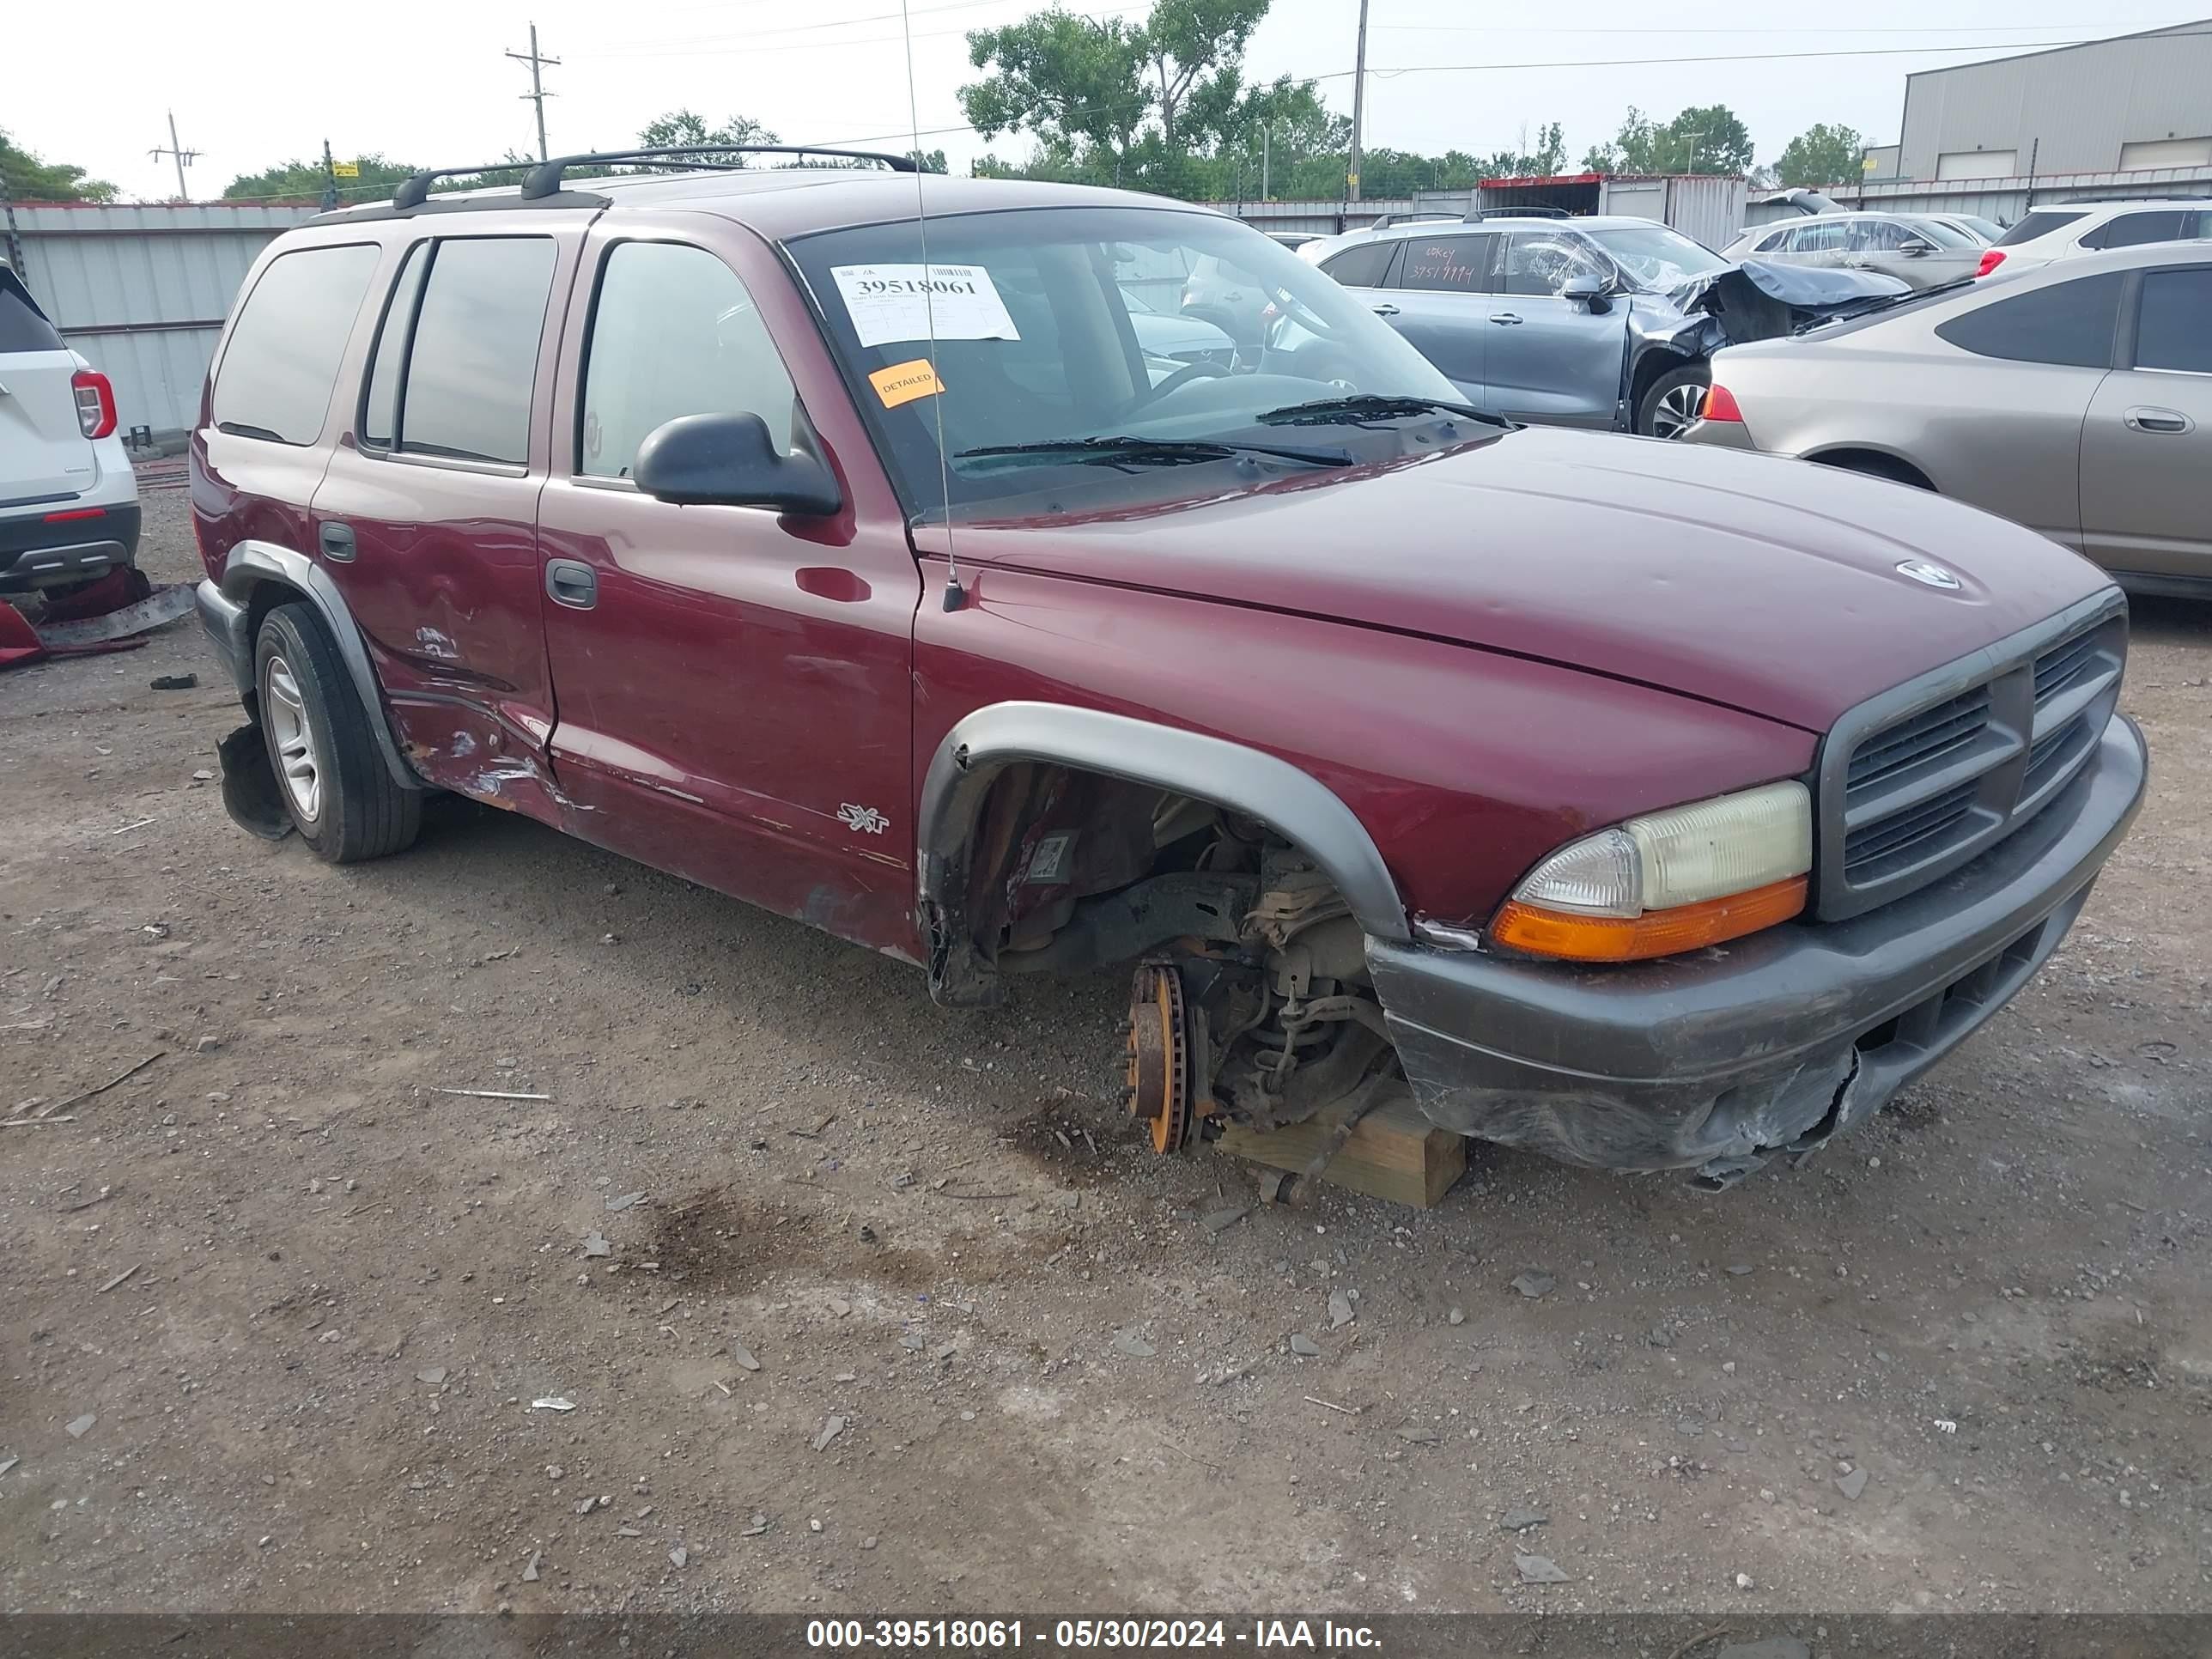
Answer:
[252,601,421,863]
[1636,363,1711,440]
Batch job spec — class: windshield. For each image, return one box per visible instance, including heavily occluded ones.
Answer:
[787,205,1466,519]
[1582,224,1729,288]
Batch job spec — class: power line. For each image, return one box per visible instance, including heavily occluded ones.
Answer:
[150,111,199,204]
[507,22,562,162]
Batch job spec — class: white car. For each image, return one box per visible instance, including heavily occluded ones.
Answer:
[1977,198,2212,279]
[1,264,139,597]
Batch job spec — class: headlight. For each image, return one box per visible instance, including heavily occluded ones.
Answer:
[1491,781,1812,962]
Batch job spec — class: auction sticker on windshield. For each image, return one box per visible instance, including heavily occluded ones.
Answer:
[831,264,1021,349]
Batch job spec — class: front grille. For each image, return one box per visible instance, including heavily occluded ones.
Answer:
[1816,595,2126,921]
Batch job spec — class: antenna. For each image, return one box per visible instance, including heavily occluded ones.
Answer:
[896,0,964,612]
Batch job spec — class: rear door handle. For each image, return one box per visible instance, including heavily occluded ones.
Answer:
[319,521,356,562]
[2124,405,2193,434]
[545,559,598,610]
[1489,313,1523,325]
[1370,302,1400,317]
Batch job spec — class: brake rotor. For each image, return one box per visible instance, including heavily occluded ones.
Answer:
[1125,962,1196,1154]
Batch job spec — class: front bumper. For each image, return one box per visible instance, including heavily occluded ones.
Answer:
[0,501,142,592]
[1369,712,2148,1187]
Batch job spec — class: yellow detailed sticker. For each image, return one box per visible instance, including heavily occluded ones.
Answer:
[869,358,945,409]
[331,161,361,178]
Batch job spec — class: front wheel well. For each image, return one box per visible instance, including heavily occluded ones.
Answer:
[1807,448,1936,491]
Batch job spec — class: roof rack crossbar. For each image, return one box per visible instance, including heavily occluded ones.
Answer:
[519,144,921,199]
[391,163,540,211]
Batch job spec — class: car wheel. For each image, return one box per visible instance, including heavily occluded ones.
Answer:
[252,601,421,863]
[1638,365,1711,440]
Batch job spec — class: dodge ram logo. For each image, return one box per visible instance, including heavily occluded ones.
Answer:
[1895,560,1962,591]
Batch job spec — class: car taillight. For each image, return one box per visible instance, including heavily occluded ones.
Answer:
[72,369,117,440]
[1701,383,1744,423]
[1976,248,2007,277]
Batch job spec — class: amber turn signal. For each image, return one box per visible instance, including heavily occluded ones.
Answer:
[1491,875,1808,963]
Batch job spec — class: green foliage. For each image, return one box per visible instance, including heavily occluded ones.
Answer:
[1,127,118,203]
[222,153,422,204]
[1583,104,1751,175]
[638,111,780,156]
[1774,123,1866,187]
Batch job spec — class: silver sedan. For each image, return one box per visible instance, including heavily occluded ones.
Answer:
[1682,242,2212,597]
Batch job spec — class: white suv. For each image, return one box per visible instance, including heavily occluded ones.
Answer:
[1,264,140,597]
[1978,199,2212,280]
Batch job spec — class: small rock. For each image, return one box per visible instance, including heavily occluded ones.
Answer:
[1395,1424,1442,1446]
[1328,1290,1354,1328]
[1515,1553,1569,1583]
[617,1526,642,1538]
[580,1232,611,1259]
[730,1339,761,1372]
[605,1191,646,1212]
[860,1535,878,1551]
[65,1414,94,1439]
[1498,1507,1547,1532]
[1510,1272,1554,1300]
[1724,1264,1754,1277]
[546,1465,565,1480]
[1109,1330,1157,1358]
[1646,1324,1674,1349]
[811,1414,847,1452]
[531,1396,577,1413]
[194,1036,220,1054]
[0,1457,18,1479]
[1835,1467,1869,1500]
[669,1546,689,1567]
[1734,1571,1755,1590]
[1289,1334,1321,1357]
[1447,1306,1465,1326]
[522,1551,543,1583]
[189,769,215,783]
[1200,1205,1249,1235]
[827,1297,852,1317]
[1721,1361,1736,1375]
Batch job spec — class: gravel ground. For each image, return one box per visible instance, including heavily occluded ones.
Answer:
[2,482,2207,1617]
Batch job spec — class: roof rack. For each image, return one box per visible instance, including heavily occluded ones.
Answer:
[520,144,921,199]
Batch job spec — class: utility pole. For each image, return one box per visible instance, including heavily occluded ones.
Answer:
[1261,125,1270,201]
[322,138,338,212]
[150,111,198,203]
[1346,0,1370,202]
[507,23,561,162]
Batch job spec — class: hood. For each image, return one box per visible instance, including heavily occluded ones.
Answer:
[1662,258,1911,345]
[950,425,2114,734]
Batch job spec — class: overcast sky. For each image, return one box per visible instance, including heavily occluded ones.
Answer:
[10,0,2197,202]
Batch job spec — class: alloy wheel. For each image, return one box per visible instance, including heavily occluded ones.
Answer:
[262,654,322,823]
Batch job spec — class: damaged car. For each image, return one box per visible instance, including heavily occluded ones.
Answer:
[191,154,2144,1191]
[1310,214,1908,437]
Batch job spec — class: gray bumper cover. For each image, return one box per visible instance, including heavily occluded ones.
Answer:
[195,578,253,696]
[1369,713,2148,1186]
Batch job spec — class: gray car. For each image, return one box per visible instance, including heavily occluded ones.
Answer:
[1308,215,1899,436]
[1720,211,1987,289]
[1684,242,2212,596]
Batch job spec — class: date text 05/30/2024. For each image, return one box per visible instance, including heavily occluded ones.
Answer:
[805,1620,1382,1650]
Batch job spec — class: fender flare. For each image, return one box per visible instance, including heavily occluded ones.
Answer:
[218,540,422,792]
[916,702,1408,1005]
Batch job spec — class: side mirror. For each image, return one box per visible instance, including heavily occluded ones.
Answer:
[1561,273,1611,313]
[1900,240,1934,258]
[633,411,842,517]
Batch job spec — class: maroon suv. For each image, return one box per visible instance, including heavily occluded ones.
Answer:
[190,150,2147,1188]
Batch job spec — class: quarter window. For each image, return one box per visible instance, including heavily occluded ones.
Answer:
[388,238,558,466]
[2135,268,2212,374]
[1936,272,2123,368]
[579,240,799,479]
[1319,240,1396,289]
[211,245,380,445]
[360,242,428,450]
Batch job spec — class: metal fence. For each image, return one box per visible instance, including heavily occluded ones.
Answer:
[7,202,317,441]
[1831,163,2212,226]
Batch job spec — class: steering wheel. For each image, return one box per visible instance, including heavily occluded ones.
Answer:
[1127,357,1234,410]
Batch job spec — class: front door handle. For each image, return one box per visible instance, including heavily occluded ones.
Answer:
[1489,312,1523,325]
[319,521,356,562]
[545,559,598,610]
[2124,405,2193,434]
[1370,302,1400,317]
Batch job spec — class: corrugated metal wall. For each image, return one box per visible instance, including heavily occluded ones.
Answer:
[9,203,317,439]
[1897,21,2212,181]
[1209,198,1419,234]
[1837,163,2212,223]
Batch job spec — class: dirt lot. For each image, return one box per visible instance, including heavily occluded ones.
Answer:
[3,482,2208,1619]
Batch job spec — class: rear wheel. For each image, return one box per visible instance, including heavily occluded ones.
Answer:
[1637,364,1711,439]
[252,602,420,863]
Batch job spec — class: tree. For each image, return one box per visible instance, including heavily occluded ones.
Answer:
[1774,123,1865,187]
[1133,0,1267,149]
[0,128,117,202]
[638,110,780,159]
[1479,121,1567,180]
[1583,104,1751,175]
[223,153,422,204]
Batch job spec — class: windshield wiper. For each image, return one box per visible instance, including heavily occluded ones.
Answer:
[956,434,1353,469]
[1254,394,1510,430]
[1797,276,1976,331]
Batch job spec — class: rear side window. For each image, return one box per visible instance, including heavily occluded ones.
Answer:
[579,241,799,479]
[0,269,64,352]
[1993,210,2086,248]
[1785,221,1844,254]
[2084,211,2185,251]
[1320,241,1396,288]
[1395,236,1493,294]
[212,245,379,445]
[1936,272,2123,368]
[2135,268,2212,374]
[390,238,557,466]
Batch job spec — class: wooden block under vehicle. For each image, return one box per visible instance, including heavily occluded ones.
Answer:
[1212,1095,1467,1209]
